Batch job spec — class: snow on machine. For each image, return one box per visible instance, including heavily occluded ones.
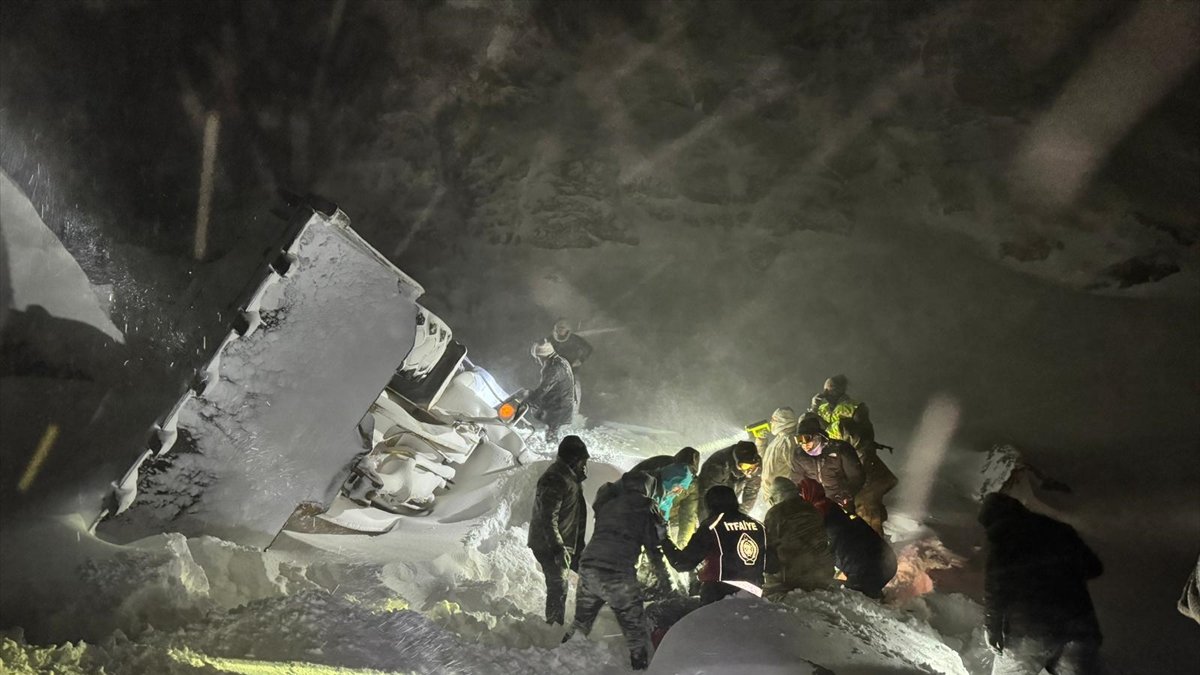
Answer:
[95,198,530,546]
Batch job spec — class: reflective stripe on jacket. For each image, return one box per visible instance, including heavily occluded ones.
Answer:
[813,396,861,441]
[665,510,766,597]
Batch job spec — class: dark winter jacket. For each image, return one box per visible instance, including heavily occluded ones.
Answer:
[528,459,587,568]
[790,438,864,509]
[800,479,894,598]
[580,472,668,577]
[664,492,766,599]
[630,455,694,520]
[697,444,759,518]
[549,333,593,367]
[763,478,834,591]
[528,354,575,427]
[980,493,1103,644]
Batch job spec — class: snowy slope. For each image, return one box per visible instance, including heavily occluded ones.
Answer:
[2,438,990,675]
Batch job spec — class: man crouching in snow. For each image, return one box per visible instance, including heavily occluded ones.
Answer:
[528,436,590,625]
[565,471,671,671]
[663,485,767,604]
[980,492,1104,675]
[799,478,895,599]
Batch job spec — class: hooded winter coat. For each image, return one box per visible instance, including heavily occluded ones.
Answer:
[528,459,587,566]
[763,477,834,593]
[581,472,669,576]
[697,442,760,519]
[758,408,798,500]
[979,493,1103,645]
[630,454,695,521]
[790,437,864,510]
[799,478,895,598]
[528,353,575,427]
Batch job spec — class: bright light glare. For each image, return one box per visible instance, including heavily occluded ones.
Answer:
[894,395,960,520]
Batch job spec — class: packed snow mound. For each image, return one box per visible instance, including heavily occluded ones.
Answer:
[649,594,970,675]
[0,170,122,341]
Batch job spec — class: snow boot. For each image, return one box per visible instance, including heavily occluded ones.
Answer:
[630,647,649,670]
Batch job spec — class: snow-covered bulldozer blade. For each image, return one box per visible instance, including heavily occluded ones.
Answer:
[95,200,529,547]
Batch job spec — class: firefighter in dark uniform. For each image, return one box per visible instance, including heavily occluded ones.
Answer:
[663,485,767,604]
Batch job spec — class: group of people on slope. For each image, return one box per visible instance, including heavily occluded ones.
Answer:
[528,435,774,670]
[527,319,593,444]
[526,375,1108,675]
[754,374,898,536]
[524,374,901,670]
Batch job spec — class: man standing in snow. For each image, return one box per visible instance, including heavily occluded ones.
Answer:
[790,413,865,514]
[527,340,576,444]
[979,492,1104,675]
[528,436,590,625]
[567,471,670,671]
[763,476,835,596]
[810,375,897,535]
[662,485,767,604]
[548,318,592,414]
[549,318,593,370]
[754,407,799,511]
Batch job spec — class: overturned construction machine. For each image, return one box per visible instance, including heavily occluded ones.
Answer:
[95,199,530,546]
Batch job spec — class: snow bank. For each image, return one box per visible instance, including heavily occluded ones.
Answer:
[2,430,1004,675]
[649,593,969,675]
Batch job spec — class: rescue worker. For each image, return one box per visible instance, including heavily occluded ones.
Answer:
[630,447,700,524]
[790,413,864,513]
[549,318,594,369]
[527,436,589,625]
[799,478,895,599]
[663,485,767,604]
[763,476,834,596]
[566,471,670,671]
[755,407,799,511]
[694,441,762,523]
[810,375,897,535]
[549,318,592,413]
[980,493,1104,675]
[527,340,576,444]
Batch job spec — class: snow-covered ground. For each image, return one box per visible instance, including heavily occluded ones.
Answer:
[3,3,1198,672]
[2,427,1003,675]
